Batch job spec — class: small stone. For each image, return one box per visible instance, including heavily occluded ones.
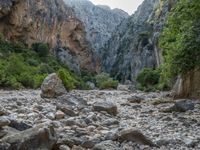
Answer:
[9,120,32,131]
[57,105,77,117]
[117,84,129,91]
[0,117,10,128]
[55,110,65,120]
[156,139,171,146]
[0,142,10,150]
[34,105,43,111]
[81,139,99,149]
[86,81,96,90]
[127,96,143,103]
[162,116,173,121]
[0,129,8,138]
[71,145,85,150]
[59,145,70,150]
[92,140,119,150]
[0,106,6,116]
[87,126,96,132]
[183,137,196,147]
[46,112,55,120]
[102,118,119,126]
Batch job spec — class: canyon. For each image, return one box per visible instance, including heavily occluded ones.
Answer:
[0,0,199,149]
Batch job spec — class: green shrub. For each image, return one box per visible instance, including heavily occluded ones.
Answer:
[95,73,119,89]
[32,43,49,57]
[17,73,35,88]
[6,54,27,76]
[5,76,22,89]
[136,68,160,91]
[27,58,39,66]
[58,69,76,91]
[37,63,54,74]
[159,0,200,83]
[99,80,118,89]
[136,68,160,86]
[33,74,47,89]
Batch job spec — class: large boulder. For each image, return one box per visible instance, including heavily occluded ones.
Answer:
[41,73,66,98]
[93,101,118,116]
[116,128,157,147]
[0,123,57,150]
[162,99,195,113]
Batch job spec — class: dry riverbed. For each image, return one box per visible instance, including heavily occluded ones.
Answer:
[0,89,200,150]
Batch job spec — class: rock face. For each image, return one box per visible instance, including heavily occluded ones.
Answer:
[64,0,128,66]
[102,0,175,82]
[0,0,94,71]
[41,73,66,98]
[173,70,200,99]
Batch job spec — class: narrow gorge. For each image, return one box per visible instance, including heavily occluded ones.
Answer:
[0,0,199,150]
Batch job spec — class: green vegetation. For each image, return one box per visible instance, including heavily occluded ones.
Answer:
[136,68,161,92]
[58,69,77,91]
[159,0,200,87]
[95,73,118,89]
[32,43,49,58]
[0,36,85,90]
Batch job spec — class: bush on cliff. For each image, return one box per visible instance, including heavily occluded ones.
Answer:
[136,68,161,92]
[32,43,49,58]
[95,73,119,89]
[159,0,200,87]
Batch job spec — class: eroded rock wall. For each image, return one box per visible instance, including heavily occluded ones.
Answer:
[0,0,94,71]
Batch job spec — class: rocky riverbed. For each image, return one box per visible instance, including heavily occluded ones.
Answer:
[0,89,200,150]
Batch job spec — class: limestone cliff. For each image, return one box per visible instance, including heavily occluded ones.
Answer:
[64,0,129,55]
[0,0,94,72]
[102,0,176,82]
[102,0,159,82]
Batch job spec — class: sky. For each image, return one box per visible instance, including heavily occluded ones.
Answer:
[89,0,144,15]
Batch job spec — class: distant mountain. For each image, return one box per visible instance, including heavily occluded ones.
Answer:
[64,0,129,56]
[102,0,166,82]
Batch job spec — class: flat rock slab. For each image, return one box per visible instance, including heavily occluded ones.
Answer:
[93,101,117,116]
[116,128,157,147]
[163,99,195,113]
[127,96,144,103]
[92,140,120,150]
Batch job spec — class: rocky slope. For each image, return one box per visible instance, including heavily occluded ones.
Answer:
[0,0,94,72]
[102,0,176,82]
[64,0,129,57]
[0,89,200,149]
